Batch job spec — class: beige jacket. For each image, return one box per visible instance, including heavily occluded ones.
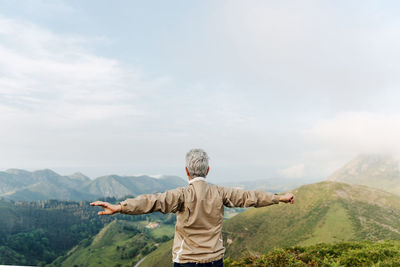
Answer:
[119,177,280,263]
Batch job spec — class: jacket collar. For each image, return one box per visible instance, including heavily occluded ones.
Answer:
[188,177,206,184]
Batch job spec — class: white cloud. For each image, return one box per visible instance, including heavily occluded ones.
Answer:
[0,15,146,123]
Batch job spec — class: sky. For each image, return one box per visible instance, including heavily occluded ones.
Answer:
[1,0,400,182]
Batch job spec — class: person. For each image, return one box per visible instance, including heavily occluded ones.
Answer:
[91,149,295,267]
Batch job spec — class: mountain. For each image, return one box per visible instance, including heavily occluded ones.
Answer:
[0,169,187,201]
[326,154,400,195]
[67,172,91,182]
[0,169,96,201]
[222,181,400,259]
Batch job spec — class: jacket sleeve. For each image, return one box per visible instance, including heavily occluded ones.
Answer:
[219,186,280,208]
[119,187,185,215]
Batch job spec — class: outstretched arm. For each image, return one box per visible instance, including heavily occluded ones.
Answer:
[219,186,295,208]
[91,187,185,216]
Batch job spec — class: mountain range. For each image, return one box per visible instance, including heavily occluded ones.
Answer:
[5,153,400,266]
[0,169,187,201]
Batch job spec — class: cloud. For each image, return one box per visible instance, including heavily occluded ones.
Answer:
[0,14,174,171]
[211,1,400,111]
[0,15,150,124]
[1,2,400,181]
[0,14,260,176]
[305,112,400,154]
[278,164,305,179]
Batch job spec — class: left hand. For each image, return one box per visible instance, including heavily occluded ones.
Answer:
[90,201,122,215]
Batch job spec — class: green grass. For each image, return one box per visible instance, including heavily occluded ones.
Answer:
[299,202,354,246]
[224,240,400,266]
[139,239,173,267]
[150,224,174,239]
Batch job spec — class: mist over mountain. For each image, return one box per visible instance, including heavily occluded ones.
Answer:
[220,177,319,194]
[326,154,400,195]
[0,169,186,201]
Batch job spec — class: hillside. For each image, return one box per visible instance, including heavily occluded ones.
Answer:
[139,239,173,267]
[224,240,400,266]
[0,169,186,201]
[327,154,400,195]
[222,181,400,259]
[49,220,175,267]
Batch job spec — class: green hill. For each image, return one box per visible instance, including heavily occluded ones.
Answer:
[134,239,173,267]
[327,154,400,195]
[223,181,400,259]
[49,220,175,267]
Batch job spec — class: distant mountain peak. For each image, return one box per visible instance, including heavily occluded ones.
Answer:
[68,172,90,181]
[326,153,400,195]
[33,169,60,176]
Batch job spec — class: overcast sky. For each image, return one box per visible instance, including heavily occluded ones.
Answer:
[1,0,400,182]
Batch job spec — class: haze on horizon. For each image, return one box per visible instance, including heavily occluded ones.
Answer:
[1,0,400,183]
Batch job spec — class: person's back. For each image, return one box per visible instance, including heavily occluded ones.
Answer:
[173,178,225,263]
[91,149,295,267]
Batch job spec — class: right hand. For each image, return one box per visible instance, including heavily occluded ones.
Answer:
[90,201,122,215]
[279,193,295,204]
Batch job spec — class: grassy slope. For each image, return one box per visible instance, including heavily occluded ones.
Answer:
[139,240,173,267]
[50,220,174,267]
[298,202,354,246]
[224,240,400,266]
[223,181,400,259]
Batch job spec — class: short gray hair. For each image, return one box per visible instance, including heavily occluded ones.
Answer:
[185,149,209,178]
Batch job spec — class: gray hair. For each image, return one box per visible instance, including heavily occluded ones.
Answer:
[185,149,209,178]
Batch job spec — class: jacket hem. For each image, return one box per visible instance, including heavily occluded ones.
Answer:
[173,254,224,264]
